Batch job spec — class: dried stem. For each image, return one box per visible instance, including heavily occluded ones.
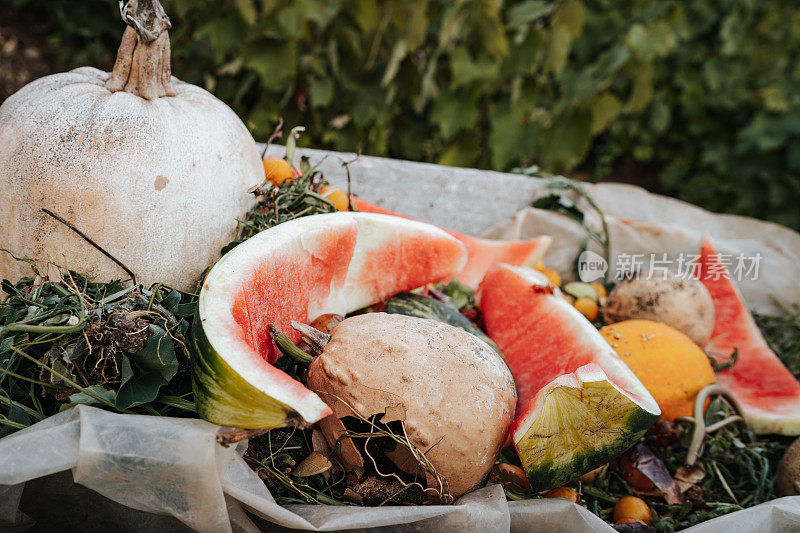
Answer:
[685,384,746,465]
[217,427,271,447]
[291,321,331,355]
[41,208,137,284]
[106,0,176,99]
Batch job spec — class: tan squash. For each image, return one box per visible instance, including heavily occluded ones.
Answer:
[0,0,262,290]
[306,313,518,501]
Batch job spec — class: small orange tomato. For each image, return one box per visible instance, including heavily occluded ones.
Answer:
[545,487,579,503]
[590,282,607,299]
[263,157,294,186]
[574,297,599,321]
[618,456,655,491]
[320,185,350,211]
[613,496,651,525]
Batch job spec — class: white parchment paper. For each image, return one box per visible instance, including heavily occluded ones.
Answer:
[3,149,800,531]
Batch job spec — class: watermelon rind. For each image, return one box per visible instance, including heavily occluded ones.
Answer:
[384,292,497,349]
[477,264,661,490]
[512,364,658,491]
[190,311,322,428]
[699,238,800,435]
[191,212,467,429]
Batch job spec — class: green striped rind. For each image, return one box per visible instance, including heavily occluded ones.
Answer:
[514,380,658,492]
[385,292,498,350]
[190,311,299,429]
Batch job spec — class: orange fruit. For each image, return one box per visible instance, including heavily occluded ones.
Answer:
[576,466,603,484]
[613,496,651,525]
[541,268,562,287]
[599,320,716,420]
[533,262,561,287]
[590,282,607,299]
[320,185,350,211]
[618,456,655,491]
[545,487,579,503]
[263,157,294,186]
[574,297,599,321]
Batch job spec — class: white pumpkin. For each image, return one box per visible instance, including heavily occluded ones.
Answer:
[0,0,262,290]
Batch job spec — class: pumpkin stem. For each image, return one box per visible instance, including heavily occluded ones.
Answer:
[106,0,176,100]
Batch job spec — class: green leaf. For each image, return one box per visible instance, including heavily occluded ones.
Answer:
[552,0,585,38]
[430,91,479,139]
[351,0,378,32]
[542,109,592,170]
[440,280,475,310]
[761,85,790,113]
[310,77,334,108]
[130,325,178,382]
[382,39,408,86]
[627,61,653,112]
[489,107,540,169]
[545,25,572,76]
[591,93,622,134]
[234,0,257,26]
[68,385,116,407]
[533,193,585,224]
[450,48,501,88]
[507,1,554,29]
[245,43,297,92]
[115,372,168,411]
[438,134,480,167]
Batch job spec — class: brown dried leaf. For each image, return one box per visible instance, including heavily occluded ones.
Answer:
[627,443,685,504]
[675,464,706,493]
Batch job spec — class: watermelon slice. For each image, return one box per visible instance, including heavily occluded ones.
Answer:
[476,264,660,490]
[351,196,551,288]
[192,212,467,429]
[699,239,800,435]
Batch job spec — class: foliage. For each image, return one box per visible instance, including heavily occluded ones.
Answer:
[0,267,197,436]
[4,0,799,228]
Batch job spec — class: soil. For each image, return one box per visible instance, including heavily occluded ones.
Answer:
[0,9,58,101]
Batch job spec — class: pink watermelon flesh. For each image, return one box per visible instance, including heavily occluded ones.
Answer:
[699,239,800,434]
[222,213,467,364]
[476,264,659,417]
[351,196,551,288]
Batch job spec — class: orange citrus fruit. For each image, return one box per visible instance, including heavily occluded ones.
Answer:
[600,319,716,420]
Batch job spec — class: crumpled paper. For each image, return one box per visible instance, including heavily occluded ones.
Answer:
[3,148,800,531]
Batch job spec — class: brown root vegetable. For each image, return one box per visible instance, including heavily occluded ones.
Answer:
[777,437,800,496]
[603,278,715,346]
[306,313,517,502]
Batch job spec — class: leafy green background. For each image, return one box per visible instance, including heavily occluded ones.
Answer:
[3,0,800,228]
